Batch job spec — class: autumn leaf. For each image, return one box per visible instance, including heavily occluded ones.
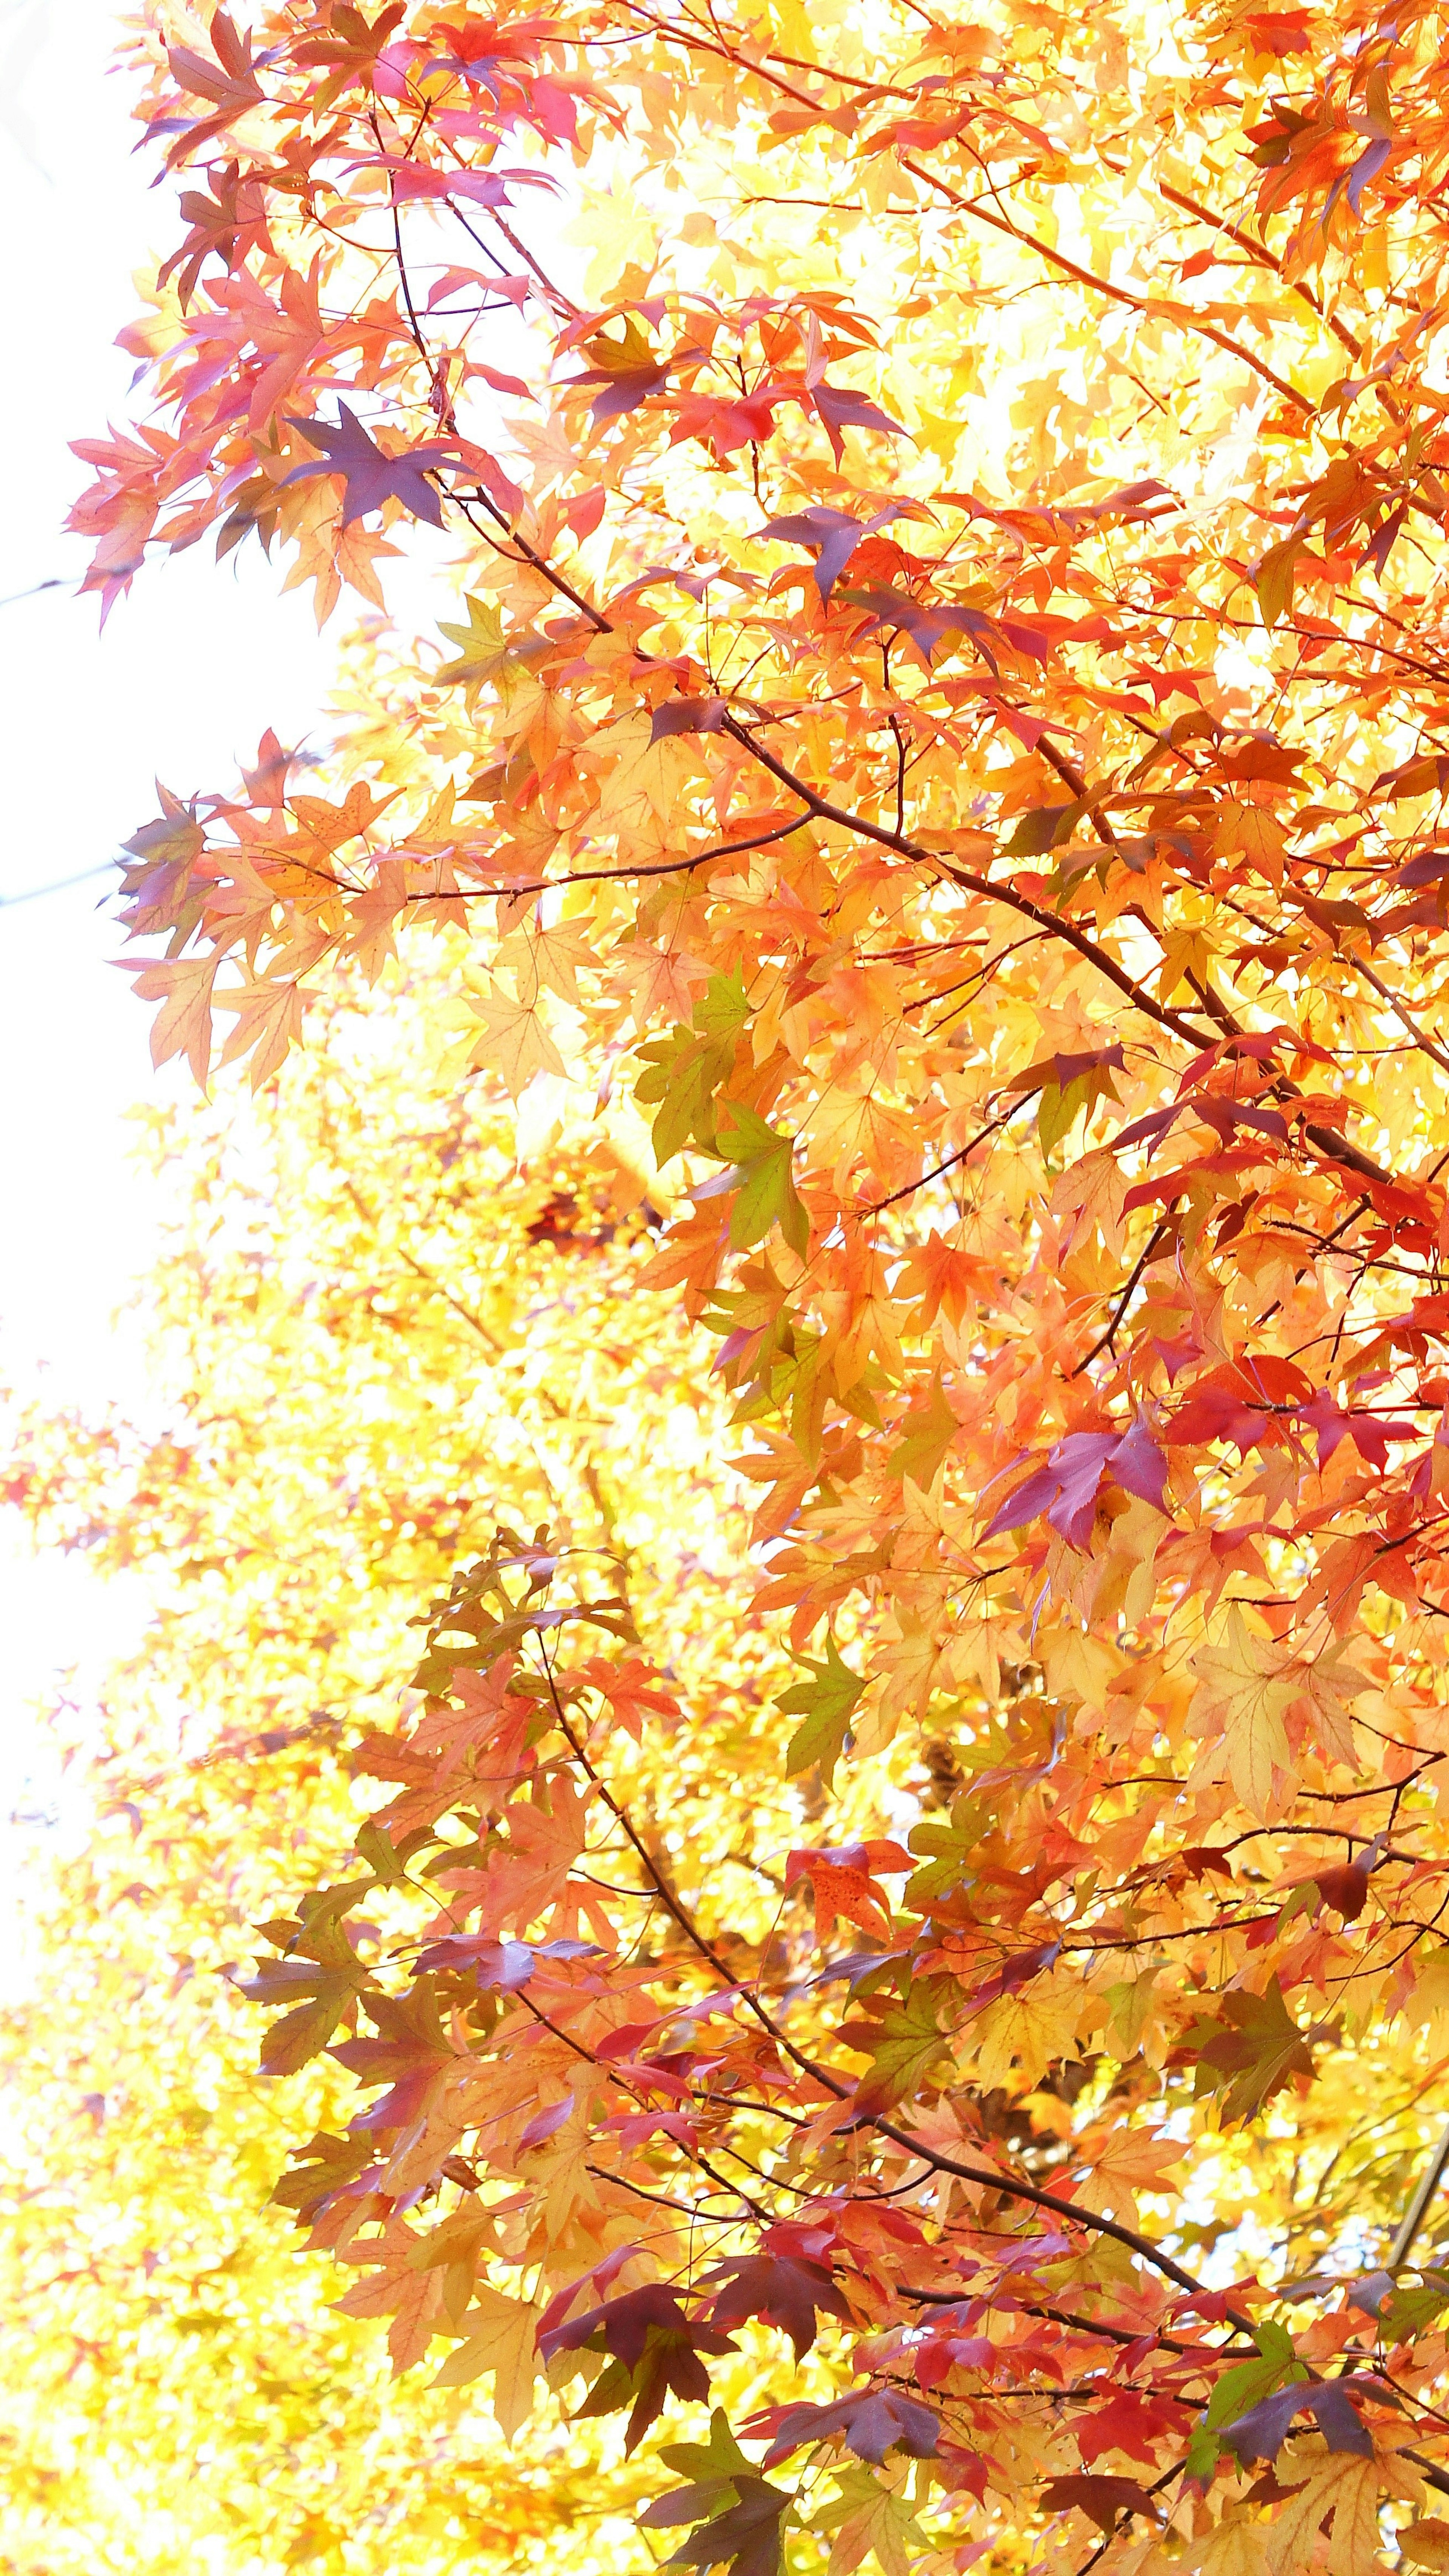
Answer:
[464,983,569,1098]
[1191,1604,1297,1819]
[1403,2521,1449,2574]
[640,2414,792,2576]
[130,955,218,1084]
[778,1637,864,1786]
[434,595,510,695]
[1183,1978,1336,2124]
[1263,2451,1386,2575]
[430,2282,545,2438]
[1040,2473,1162,2535]
[887,1374,959,1490]
[284,405,459,527]
[840,1979,951,2111]
[712,1101,809,1260]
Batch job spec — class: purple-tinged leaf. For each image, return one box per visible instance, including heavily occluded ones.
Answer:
[283,404,458,527]
[982,1464,1060,1541]
[811,381,908,464]
[1109,1417,1170,1511]
[651,697,728,741]
[1219,2375,1389,2462]
[756,504,903,603]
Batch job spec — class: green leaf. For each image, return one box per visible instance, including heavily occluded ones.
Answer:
[692,967,752,1041]
[1004,801,1079,857]
[780,1636,863,1786]
[659,2410,756,2485]
[1381,2273,1449,2342]
[354,1818,432,1884]
[887,1373,958,1490]
[436,594,509,691]
[1040,1061,1123,1157]
[1183,1976,1334,2124]
[255,1968,367,2075]
[905,1796,985,1910]
[840,1978,951,2111]
[715,1101,809,1257]
[633,977,751,1165]
[1182,2424,1224,2485]
[1203,2320,1305,2430]
[644,2414,792,2576]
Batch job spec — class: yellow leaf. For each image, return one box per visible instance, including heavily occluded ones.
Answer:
[1191,1603,1297,1820]
[1403,2519,1449,2572]
[131,954,218,1085]
[975,1988,1080,2092]
[1406,1945,1449,2039]
[1172,2513,1269,2575]
[1038,1621,1121,1716]
[1290,1641,1367,1770]
[1265,2453,1385,2576]
[1154,923,1218,1003]
[429,2282,544,2440]
[466,983,569,1099]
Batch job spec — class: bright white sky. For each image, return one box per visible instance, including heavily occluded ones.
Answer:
[0,0,339,1895]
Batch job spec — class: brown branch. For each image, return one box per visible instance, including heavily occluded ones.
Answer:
[898,155,1306,411]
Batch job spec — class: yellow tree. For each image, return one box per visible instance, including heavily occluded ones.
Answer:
[0,983,772,2575]
[48,0,1449,2564]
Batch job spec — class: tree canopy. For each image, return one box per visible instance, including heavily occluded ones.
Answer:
[33,0,1449,2565]
[0,995,741,2573]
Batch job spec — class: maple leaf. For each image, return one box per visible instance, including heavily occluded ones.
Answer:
[1262,2451,1386,2576]
[1041,2473,1163,2536]
[1191,1604,1297,1819]
[778,1638,864,1786]
[651,695,729,741]
[887,1373,959,1490]
[130,955,218,1085]
[283,406,458,527]
[753,2388,939,2468]
[1076,2388,1194,2466]
[1069,2125,1184,2227]
[755,504,904,602]
[431,2281,545,2437]
[784,1842,909,1946]
[1183,1978,1336,2124]
[571,314,674,418]
[839,1979,951,2112]
[162,10,277,162]
[1200,2319,1305,2436]
[811,2466,928,2576]
[1403,2522,1449,2574]
[710,1101,809,1260]
[1219,2375,1381,2463]
[983,1418,1168,1547]
[239,1896,376,2076]
[634,975,750,1162]
[540,2287,737,2454]
[464,983,569,1098]
[809,380,907,465]
[434,595,546,703]
[703,2256,852,2358]
[214,976,308,1089]
[334,2223,447,2373]
[974,1986,1080,2091]
[1290,1641,1366,1768]
[640,2414,792,2576]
